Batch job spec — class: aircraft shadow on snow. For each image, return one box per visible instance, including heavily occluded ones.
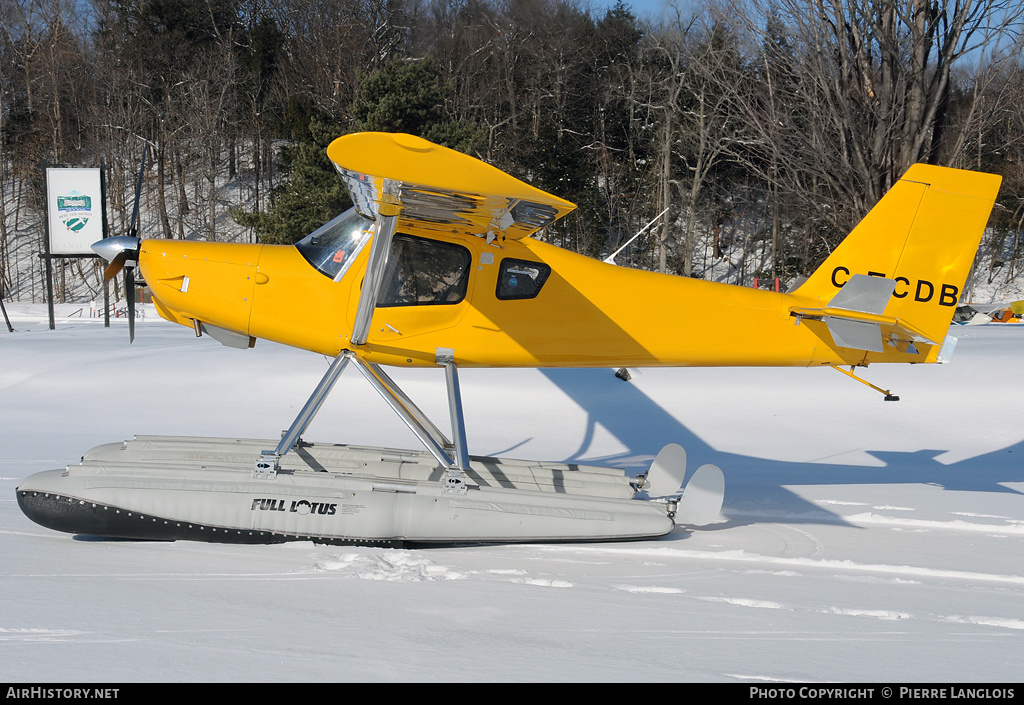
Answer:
[537,368,1024,532]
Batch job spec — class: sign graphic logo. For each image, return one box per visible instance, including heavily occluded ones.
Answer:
[56,190,93,233]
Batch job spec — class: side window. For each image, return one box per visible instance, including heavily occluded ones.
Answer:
[496,258,551,300]
[376,234,472,307]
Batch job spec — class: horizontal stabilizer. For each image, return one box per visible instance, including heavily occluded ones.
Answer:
[827,274,895,314]
[791,274,939,353]
[825,318,885,353]
[824,275,895,352]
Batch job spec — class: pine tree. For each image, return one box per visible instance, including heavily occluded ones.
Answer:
[231,115,351,245]
[350,56,483,154]
[233,56,484,245]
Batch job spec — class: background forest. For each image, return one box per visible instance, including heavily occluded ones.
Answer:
[3,0,1024,305]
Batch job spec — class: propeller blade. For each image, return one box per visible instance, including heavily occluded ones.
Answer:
[128,145,148,240]
[126,265,136,344]
[90,237,140,343]
[103,252,126,282]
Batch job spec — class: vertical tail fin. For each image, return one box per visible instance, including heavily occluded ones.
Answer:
[794,164,1002,348]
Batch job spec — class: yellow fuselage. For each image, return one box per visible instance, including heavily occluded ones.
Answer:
[139,228,911,370]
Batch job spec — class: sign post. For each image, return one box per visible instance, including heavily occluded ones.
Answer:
[100,164,110,328]
[0,280,12,332]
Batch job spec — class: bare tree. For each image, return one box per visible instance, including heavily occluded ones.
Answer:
[718,0,1024,240]
[673,18,740,277]
[633,9,695,273]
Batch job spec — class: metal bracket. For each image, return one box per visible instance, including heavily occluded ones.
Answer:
[665,498,678,520]
[253,451,279,479]
[443,475,468,495]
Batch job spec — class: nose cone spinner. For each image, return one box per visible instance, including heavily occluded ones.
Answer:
[91,236,141,264]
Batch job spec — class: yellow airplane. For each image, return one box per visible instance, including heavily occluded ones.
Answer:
[16,132,1002,546]
[107,133,1001,367]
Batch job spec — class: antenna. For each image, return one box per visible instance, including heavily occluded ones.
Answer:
[604,207,670,265]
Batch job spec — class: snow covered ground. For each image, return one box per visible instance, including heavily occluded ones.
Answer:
[2,305,1023,683]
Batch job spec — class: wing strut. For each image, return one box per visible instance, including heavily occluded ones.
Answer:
[350,197,400,346]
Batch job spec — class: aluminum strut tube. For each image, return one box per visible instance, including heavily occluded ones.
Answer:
[350,356,455,470]
[275,351,353,454]
[350,201,400,347]
[442,358,470,471]
[255,351,352,477]
[365,361,452,452]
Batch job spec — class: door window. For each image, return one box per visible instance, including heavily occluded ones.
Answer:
[377,234,472,307]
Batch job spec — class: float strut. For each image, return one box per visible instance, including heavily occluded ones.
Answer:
[255,347,472,495]
[350,356,455,470]
[439,349,470,471]
[255,351,353,478]
[439,348,470,495]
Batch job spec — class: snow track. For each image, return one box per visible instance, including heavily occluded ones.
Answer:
[1,309,1022,681]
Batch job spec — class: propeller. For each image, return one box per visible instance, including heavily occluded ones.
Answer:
[93,235,141,341]
[93,145,148,343]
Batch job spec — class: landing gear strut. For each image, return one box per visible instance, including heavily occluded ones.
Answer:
[255,348,471,495]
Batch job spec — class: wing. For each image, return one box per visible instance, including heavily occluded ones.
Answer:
[326,132,576,241]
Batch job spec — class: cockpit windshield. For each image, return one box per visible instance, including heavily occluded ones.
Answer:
[295,207,374,281]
